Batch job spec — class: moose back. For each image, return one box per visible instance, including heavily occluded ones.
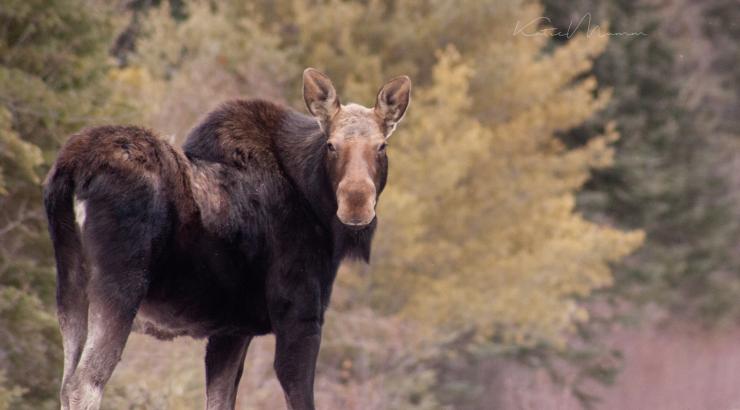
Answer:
[44,68,411,410]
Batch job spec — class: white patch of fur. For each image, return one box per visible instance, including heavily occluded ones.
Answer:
[69,381,102,410]
[59,313,86,383]
[73,195,87,230]
[132,307,188,340]
[65,313,110,409]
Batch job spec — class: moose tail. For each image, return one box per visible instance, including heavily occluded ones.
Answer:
[43,163,86,303]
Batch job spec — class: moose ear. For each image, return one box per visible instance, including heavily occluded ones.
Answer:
[303,68,340,130]
[374,76,411,138]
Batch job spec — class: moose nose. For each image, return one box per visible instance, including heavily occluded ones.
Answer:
[336,179,376,227]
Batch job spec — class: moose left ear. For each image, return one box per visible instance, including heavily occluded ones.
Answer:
[374,76,411,138]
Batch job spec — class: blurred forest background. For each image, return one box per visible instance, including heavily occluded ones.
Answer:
[0,0,738,409]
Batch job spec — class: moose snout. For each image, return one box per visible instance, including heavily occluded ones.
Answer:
[336,179,376,228]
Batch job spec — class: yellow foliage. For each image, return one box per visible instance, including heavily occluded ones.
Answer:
[359,34,642,348]
[115,0,644,354]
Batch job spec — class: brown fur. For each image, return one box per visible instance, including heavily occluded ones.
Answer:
[44,69,411,410]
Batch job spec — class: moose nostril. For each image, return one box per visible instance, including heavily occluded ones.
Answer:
[346,190,369,206]
[338,180,375,202]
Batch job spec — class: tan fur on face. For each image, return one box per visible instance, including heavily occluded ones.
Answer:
[329,103,386,143]
[328,104,386,226]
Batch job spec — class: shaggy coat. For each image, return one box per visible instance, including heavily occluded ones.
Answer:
[44,69,410,410]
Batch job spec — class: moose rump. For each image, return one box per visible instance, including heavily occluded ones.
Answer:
[44,126,189,409]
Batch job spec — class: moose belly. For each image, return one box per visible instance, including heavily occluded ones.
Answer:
[132,286,272,340]
[132,303,210,340]
[132,236,274,340]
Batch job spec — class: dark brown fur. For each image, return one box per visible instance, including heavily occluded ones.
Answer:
[44,70,410,410]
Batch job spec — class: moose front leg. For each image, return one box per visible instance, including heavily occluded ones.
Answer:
[273,318,322,410]
[205,334,252,410]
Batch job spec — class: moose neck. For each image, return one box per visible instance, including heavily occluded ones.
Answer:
[275,111,376,262]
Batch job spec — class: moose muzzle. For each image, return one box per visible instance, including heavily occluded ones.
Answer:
[336,178,376,227]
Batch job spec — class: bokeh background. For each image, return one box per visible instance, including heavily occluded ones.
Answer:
[0,0,738,409]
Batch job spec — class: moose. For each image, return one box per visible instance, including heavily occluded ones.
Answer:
[43,68,411,410]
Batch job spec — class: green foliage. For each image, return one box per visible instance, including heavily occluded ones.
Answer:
[0,370,24,410]
[0,0,137,407]
[542,0,740,323]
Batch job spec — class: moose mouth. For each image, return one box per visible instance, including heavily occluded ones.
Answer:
[336,208,376,229]
[339,216,375,230]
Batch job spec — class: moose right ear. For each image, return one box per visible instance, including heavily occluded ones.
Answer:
[303,68,340,130]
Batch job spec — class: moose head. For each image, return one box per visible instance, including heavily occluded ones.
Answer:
[303,68,411,228]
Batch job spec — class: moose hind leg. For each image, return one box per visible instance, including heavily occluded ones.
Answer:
[65,181,162,410]
[65,289,143,410]
[57,257,89,410]
[64,250,150,410]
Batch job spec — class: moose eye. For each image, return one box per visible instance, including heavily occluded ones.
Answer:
[378,142,388,152]
[326,142,336,152]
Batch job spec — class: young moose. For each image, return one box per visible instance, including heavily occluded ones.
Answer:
[44,69,411,410]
